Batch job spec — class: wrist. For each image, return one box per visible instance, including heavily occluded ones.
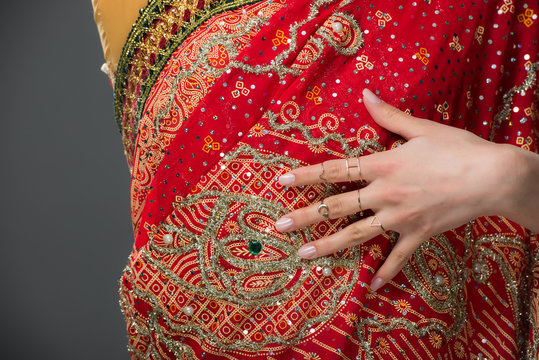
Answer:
[493,144,539,230]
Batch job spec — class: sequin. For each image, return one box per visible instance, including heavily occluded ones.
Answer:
[114,0,539,358]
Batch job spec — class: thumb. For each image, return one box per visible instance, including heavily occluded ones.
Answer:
[362,88,430,140]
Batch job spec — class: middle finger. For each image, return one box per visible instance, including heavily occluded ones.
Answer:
[275,185,376,232]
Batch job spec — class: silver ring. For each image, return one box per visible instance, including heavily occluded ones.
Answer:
[317,201,330,218]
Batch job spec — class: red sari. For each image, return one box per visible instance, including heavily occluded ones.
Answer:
[114,0,539,358]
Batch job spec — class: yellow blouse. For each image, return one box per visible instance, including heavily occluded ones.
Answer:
[91,0,148,79]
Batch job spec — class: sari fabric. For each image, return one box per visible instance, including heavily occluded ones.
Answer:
[114,0,539,358]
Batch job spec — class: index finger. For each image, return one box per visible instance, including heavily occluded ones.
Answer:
[277,154,381,187]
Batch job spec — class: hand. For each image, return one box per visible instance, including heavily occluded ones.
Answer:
[274,88,521,292]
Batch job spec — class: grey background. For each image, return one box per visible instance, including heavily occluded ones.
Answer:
[1,1,132,358]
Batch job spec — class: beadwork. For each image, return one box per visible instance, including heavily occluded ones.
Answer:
[114,0,539,358]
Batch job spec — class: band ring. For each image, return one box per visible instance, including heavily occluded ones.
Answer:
[370,215,386,232]
[319,162,328,182]
[317,201,330,218]
[357,188,364,216]
[348,157,363,183]
[357,157,364,183]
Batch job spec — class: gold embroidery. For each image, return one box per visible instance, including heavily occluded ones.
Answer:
[374,10,392,29]
[202,135,220,152]
[355,54,374,71]
[292,42,323,71]
[305,86,323,105]
[266,107,384,158]
[115,0,269,165]
[489,61,539,141]
[414,47,430,64]
[517,8,535,27]
[231,80,250,98]
[527,246,539,358]
[121,148,363,354]
[474,26,484,44]
[353,221,529,360]
[466,90,473,110]
[318,13,364,56]
[435,101,450,121]
[498,0,515,14]
[117,1,538,358]
[524,103,538,121]
[272,29,290,47]
[130,2,284,230]
[449,35,462,52]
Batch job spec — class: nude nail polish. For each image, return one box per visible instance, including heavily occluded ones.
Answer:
[370,277,384,291]
[278,173,295,186]
[298,245,316,259]
[275,217,293,232]
[362,88,382,104]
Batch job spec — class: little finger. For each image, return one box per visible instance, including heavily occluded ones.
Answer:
[369,234,424,291]
[296,215,387,259]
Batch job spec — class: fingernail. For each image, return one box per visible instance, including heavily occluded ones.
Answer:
[278,173,295,186]
[370,277,384,292]
[298,244,317,259]
[275,217,294,232]
[363,88,382,104]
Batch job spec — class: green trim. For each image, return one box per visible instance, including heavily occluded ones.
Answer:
[114,0,266,136]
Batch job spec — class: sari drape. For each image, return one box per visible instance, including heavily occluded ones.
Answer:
[114,0,539,358]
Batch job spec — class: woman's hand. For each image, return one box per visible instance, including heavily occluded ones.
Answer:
[274,88,538,292]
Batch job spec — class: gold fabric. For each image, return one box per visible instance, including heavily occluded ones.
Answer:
[91,0,149,76]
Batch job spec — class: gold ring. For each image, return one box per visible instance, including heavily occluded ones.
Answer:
[317,201,330,218]
[357,157,364,183]
[319,162,328,182]
[357,188,364,216]
[348,157,363,183]
[344,158,352,182]
[370,215,386,232]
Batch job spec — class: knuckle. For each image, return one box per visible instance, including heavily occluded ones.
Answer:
[380,159,401,176]
[383,105,403,122]
[379,186,398,204]
[324,160,345,182]
[324,195,345,218]
[399,208,431,237]
[315,238,333,255]
[415,222,432,238]
[293,206,313,223]
[370,157,400,178]
[369,160,386,176]
[348,222,368,243]
[401,204,422,223]
[392,211,408,226]
[392,249,411,265]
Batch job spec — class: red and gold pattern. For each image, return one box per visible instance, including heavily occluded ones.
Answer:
[128,0,286,231]
[115,0,539,358]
